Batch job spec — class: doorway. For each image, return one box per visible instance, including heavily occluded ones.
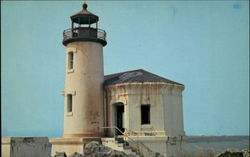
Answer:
[114,103,124,135]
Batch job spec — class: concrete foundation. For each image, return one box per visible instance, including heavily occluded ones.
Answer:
[129,136,249,157]
[1,137,51,157]
[50,137,101,156]
[1,137,11,157]
[2,136,248,157]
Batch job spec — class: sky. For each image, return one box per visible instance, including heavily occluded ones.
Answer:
[1,1,249,137]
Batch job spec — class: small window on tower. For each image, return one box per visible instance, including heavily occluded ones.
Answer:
[67,94,73,112]
[68,52,74,69]
[141,104,150,124]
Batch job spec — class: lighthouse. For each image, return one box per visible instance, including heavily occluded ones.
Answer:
[62,3,107,138]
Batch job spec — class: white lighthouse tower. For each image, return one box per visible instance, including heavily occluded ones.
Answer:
[62,3,107,138]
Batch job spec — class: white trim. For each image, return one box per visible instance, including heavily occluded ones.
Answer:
[66,112,73,116]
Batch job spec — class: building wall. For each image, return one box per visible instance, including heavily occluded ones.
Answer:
[105,82,185,137]
[63,41,104,137]
[1,136,248,157]
[1,137,51,157]
[163,85,185,137]
[126,83,165,136]
[105,84,128,136]
[50,137,101,156]
[182,136,249,156]
[128,136,249,157]
[1,137,11,157]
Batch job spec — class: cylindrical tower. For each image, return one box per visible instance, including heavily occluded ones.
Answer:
[62,3,107,138]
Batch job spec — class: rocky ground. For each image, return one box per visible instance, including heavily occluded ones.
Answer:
[53,141,250,157]
[53,141,139,157]
[215,149,249,157]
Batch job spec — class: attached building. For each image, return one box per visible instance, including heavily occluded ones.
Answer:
[104,69,185,138]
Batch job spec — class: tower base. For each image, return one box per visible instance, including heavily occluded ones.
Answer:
[63,132,103,138]
[50,137,101,156]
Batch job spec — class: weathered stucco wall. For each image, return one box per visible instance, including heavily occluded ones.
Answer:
[105,82,185,137]
[1,136,249,157]
[63,41,104,138]
[163,85,185,137]
[182,136,249,156]
[50,137,101,156]
[1,137,11,157]
[128,136,249,157]
[1,137,51,157]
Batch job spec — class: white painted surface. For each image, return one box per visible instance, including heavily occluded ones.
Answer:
[63,41,105,137]
[105,82,185,137]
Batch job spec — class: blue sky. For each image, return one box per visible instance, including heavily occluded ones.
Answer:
[1,1,249,137]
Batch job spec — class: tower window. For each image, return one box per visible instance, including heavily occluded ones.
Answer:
[141,105,150,124]
[67,94,73,112]
[68,52,74,69]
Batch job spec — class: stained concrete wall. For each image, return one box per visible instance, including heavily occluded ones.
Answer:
[1,136,249,157]
[128,136,249,157]
[1,137,11,157]
[182,136,249,156]
[105,82,185,137]
[50,138,84,156]
[63,41,104,138]
[50,137,101,156]
[163,85,185,137]
[2,137,52,157]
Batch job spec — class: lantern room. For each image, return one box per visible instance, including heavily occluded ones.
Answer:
[62,3,107,46]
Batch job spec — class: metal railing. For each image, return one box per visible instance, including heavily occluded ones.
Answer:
[63,27,106,41]
[100,126,162,157]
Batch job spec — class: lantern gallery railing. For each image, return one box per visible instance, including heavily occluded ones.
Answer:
[63,27,106,41]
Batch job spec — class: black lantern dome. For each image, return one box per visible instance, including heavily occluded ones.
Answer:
[70,3,99,24]
[62,3,107,46]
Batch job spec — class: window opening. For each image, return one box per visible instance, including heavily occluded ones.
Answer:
[67,94,73,112]
[141,105,150,124]
[68,52,74,69]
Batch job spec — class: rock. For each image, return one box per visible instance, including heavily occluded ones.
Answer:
[215,149,250,157]
[155,152,162,157]
[242,150,250,157]
[69,152,84,157]
[84,141,137,157]
[54,152,67,157]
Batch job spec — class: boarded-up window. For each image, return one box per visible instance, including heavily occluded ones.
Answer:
[67,94,73,112]
[68,52,74,69]
[141,105,150,124]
